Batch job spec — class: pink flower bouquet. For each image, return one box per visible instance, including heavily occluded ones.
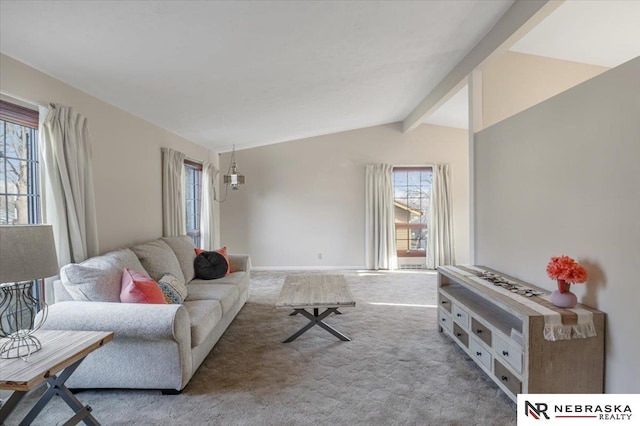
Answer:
[546,255,588,293]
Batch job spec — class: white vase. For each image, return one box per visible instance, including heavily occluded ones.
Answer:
[550,290,577,308]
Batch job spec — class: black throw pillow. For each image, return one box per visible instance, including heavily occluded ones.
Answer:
[194,251,229,280]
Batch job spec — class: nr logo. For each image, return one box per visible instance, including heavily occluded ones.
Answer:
[525,401,550,420]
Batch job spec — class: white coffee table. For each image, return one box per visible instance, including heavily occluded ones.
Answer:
[276,274,356,343]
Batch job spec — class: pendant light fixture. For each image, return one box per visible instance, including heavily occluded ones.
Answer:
[223,145,245,191]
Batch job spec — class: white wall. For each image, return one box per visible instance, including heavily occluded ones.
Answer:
[474,57,640,393]
[0,54,219,253]
[0,54,218,401]
[220,122,469,268]
[481,51,609,129]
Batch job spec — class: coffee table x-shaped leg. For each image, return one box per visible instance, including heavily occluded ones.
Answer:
[283,308,351,343]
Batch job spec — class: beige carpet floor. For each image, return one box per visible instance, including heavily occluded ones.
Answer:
[5,270,516,425]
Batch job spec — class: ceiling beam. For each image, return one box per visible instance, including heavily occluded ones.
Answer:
[402,0,564,133]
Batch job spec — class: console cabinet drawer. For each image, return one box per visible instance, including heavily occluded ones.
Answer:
[469,337,492,371]
[452,323,469,348]
[452,304,470,329]
[439,294,452,313]
[495,359,522,396]
[438,309,452,334]
[494,334,523,374]
[471,317,492,347]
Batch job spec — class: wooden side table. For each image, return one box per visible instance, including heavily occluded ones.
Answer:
[0,329,113,425]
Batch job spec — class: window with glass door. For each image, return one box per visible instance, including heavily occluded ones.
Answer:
[184,160,202,247]
[393,167,432,257]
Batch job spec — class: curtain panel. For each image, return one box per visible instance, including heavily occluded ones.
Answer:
[365,164,397,270]
[200,161,219,250]
[162,148,186,237]
[39,104,99,269]
[427,163,455,269]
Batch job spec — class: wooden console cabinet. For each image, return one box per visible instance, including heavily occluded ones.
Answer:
[437,266,605,402]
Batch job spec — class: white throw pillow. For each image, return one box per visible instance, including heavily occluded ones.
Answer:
[157,273,188,304]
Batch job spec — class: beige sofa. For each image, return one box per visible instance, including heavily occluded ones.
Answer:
[42,236,250,392]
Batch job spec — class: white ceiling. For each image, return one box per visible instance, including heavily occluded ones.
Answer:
[0,0,513,151]
[510,0,640,68]
[423,0,640,130]
[423,84,469,130]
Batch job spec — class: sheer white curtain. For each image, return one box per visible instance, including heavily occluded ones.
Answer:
[162,148,186,237]
[39,104,99,269]
[365,164,398,270]
[200,161,219,250]
[427,163,455,269]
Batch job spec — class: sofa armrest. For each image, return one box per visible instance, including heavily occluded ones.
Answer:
[42,301,190,343]
[228,254,251,273]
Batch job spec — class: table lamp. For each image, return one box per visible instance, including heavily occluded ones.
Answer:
[0,225,58,359]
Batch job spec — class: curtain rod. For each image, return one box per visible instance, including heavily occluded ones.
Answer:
[163,148,212,166]
[0,92,45,111]
[393,164,435,168]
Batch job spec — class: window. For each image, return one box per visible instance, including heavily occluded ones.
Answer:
[0,100,41,225]
[393,167,432,257]
[184,160,202,247]
[0,100,43,310]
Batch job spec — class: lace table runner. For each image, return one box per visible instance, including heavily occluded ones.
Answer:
[445,265,596,341]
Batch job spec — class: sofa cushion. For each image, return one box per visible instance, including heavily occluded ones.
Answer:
[185,284,239,315]
[161,236,196,283]
[190,271,249,295]
[183,300,222,347]
[61,248,148,302]
[52,280,74,303]
[120,268,167,304]
[194,251,228,280]
[130,239,185,283]
[157,273,188,304]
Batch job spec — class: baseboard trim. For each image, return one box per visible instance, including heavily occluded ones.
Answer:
[251,266,367,271]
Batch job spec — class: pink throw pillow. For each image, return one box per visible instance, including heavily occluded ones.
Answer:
[215,246,231,275]
[120,268,167,304]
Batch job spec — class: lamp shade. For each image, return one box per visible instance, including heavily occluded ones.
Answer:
[0,225,59,283]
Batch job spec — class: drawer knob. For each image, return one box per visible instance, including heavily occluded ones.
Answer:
[502,350,509,356]
[456,313,462,317]
[476,351,482,356]
[501,375,508,382]
[476,329,482,334]
[456,333,462,337]
[441,318,446,322]
[441,300,448,304]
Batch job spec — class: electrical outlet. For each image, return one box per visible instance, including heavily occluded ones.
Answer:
[318,253,323,260]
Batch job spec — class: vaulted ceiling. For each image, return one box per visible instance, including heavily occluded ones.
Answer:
[422,0,640,130]
[5,2,636,150]
[0,0,513,151]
